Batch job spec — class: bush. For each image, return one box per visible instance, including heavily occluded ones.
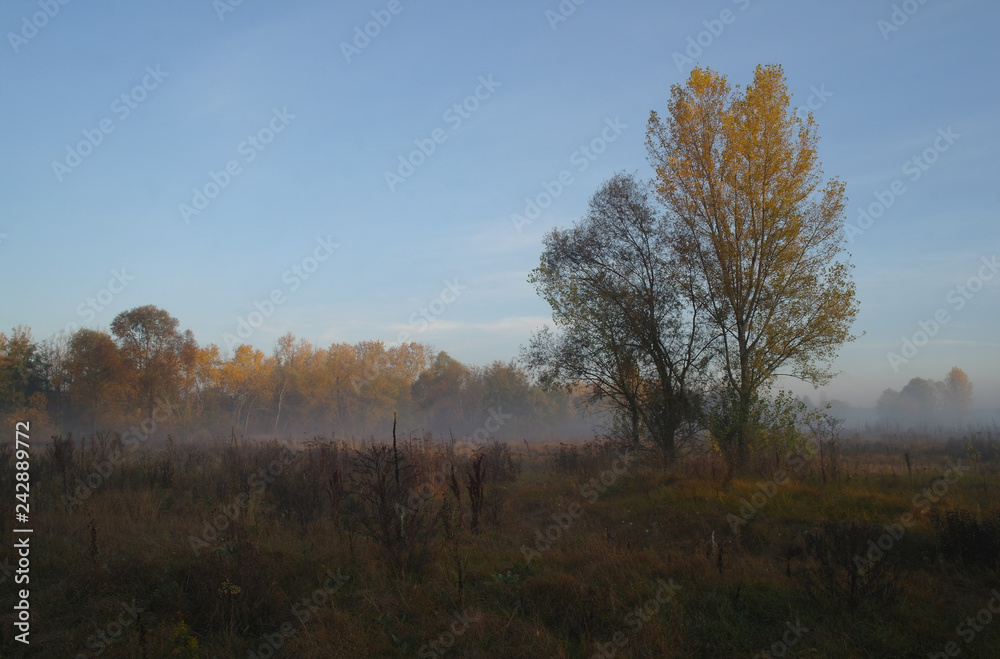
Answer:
[931,509,1000,569]
[944,432,1000,462]
[342,442,446,575]
[477,439,520,484]
[799,520,904,615]
[552,438,621,477]
[268,437,349,533]
[553,443,580,474]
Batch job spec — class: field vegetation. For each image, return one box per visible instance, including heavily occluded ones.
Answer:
[2,426,999,658]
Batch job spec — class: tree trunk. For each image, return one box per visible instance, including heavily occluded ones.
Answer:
[274,381,287,433]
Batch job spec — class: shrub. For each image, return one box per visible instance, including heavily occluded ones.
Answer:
[931,509,1000,569]
[799,520,904,615]
[269,437,349,533]
[342,442,446,575]
[474,441,518,528]
[553,443,579,474]
[477,439,520,484]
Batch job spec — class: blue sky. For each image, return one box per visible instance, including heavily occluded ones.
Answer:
[1,0,997,410]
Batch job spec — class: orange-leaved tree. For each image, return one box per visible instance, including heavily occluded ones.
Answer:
[646,64,858,464]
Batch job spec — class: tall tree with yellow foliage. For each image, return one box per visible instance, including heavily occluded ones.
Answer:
[646,64,858,463]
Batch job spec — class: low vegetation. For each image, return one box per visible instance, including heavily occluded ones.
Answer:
[2,427,998,657]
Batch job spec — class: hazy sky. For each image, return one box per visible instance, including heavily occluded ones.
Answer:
[1,0,997,409]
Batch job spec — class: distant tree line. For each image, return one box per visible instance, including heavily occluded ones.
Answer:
[0,305,584,440]
[876,367,974,426]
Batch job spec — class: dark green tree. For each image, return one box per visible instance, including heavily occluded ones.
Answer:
[111,305,192,419]
[524,173,710,456]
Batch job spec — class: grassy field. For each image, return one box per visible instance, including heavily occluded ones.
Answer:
[2,429,999,658]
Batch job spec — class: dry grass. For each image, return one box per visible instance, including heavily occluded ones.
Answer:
[0,430,999,657]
